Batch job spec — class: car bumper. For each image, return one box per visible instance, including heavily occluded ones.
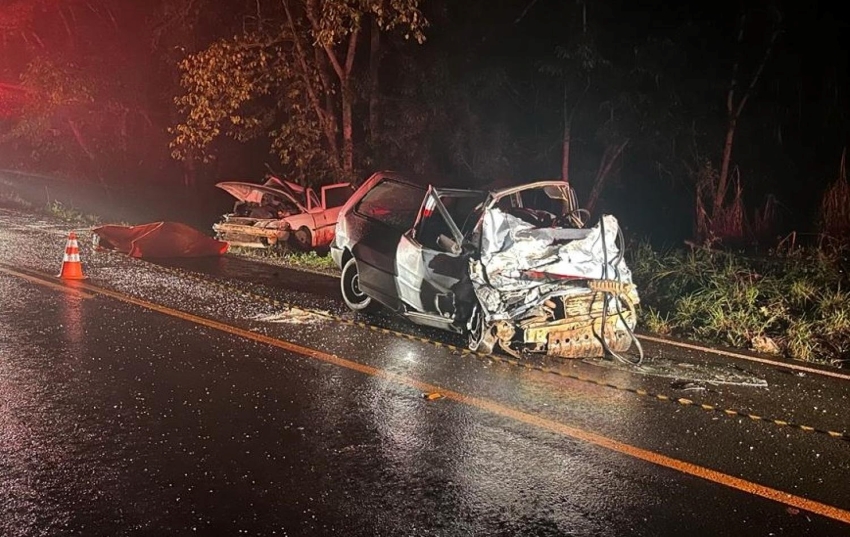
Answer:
[212,220,291,248]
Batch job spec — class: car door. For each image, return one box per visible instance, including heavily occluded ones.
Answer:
[311,183,353,246]
[395,187,483,320]
[351,179,425,310]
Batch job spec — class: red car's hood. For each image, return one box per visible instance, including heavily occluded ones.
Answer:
[215,181,306,212]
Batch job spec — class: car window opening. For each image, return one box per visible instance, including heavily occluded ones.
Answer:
[354,180,424,231]
[495,185,584,230]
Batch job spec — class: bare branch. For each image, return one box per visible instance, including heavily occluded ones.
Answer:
[58,7,74,40]
[514,0,540,24]
[0,82,30,92]
[727,13,746,114]
[282,0,329,126]
[321,42,345,81]
[304,0,345,80]
[735,26,781,117]
[66,118,96,161]
[343,24,360,76]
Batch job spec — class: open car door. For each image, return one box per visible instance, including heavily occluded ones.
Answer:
[304,183,352,245]
[395,187,485,329]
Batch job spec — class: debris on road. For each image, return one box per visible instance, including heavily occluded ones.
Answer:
[252,308,324,325]
[587,356,768,388]
[751,335,780,354]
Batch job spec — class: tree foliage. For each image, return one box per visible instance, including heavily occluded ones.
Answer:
[170,0,427,183]
[0,0,171,180]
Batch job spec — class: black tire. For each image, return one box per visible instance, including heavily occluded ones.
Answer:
[468,304,495,354]
[291,226,312,251]
[341,257,373,311]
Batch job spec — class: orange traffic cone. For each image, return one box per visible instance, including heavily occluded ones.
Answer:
[58,232,87,280]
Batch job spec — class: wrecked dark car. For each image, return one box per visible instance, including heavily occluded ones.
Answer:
[330,171,641,360]
[213,176,354,250]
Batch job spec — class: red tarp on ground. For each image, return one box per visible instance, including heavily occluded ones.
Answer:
[93,222,228,258]
[0,83,32,118]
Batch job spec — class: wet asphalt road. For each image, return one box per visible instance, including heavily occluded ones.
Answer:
[1,208,850,536]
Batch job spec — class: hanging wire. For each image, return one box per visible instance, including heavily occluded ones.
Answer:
[598,216,643,366]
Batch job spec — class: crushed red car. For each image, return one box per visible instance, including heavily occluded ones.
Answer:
[213,175,354,250]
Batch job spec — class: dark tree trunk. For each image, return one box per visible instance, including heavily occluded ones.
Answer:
[561,119,571,184]
[712,13,780,220]
[342,80,353,174]
[368,16,380,145]
[715,115,738,214]
[584,140,629,215]
[285,0,340,168]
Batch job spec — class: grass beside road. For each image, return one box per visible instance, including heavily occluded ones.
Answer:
[46,200,102,228]
[226,245,340,276]
[238,236,850,367]
[630,242,850,366]
[0,180,35,211]
[0,179,103,227]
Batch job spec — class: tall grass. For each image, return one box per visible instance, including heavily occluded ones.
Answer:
[46,200,102,227]
[0,181,34,210]
[0,183,101,227]
[631,242,850,365]
[819,148,850,245]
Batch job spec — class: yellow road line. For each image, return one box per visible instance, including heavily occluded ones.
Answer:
[5,265,850,525]
[638,334,850,382]
[0,266,94,299]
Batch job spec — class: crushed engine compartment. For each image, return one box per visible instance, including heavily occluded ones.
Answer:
[469,199,642,364]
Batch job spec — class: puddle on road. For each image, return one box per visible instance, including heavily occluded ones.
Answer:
[581,356,768,388]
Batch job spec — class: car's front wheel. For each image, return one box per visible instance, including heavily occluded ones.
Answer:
[468,304,496,354]
[341,257,373,311]
[291,226,312,251]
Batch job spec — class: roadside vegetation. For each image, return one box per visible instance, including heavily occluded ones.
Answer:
[630,241,850,366]
[0,180,102,227]
[227,245,339,276]
[0,180,34,211]
[46,200,102,228]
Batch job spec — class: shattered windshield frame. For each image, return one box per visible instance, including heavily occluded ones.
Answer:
[414,187,488,249]
[485,181,585,228]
